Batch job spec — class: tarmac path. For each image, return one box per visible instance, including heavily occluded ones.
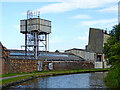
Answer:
[0,74,32,80]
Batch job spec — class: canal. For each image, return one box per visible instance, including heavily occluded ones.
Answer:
[9,72,108,88]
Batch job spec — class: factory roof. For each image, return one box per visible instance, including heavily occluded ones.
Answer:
[8,49,85,61]
[65,48,87,52]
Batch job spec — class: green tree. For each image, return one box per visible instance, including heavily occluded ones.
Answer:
[103,24,120,65]
[103,24,120,88]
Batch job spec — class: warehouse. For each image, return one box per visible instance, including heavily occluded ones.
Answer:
[0,42,94,74]
[9,49,85,61]
[65,28,111,69]
[86,28,111,68]
[65,48,95,62]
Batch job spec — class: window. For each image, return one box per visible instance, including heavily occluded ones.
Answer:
[97,55,102,62]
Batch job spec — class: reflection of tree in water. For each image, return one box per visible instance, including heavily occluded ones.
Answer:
[89,72,108,88]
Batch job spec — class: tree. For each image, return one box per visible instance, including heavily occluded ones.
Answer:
[103,24,120,65]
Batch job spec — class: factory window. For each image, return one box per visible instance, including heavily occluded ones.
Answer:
[97,55,102,62]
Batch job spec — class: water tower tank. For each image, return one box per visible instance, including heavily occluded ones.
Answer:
[20,18,51,34]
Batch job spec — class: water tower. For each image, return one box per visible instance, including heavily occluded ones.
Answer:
[20,10,51,59]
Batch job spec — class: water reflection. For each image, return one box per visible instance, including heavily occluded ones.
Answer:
[9,72,108,88]
[89,72,108,88]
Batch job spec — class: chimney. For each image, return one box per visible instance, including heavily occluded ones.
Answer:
[105,28,107,34]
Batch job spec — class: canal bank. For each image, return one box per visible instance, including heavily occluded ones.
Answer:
[1,68,109,88]
[104,62,120,88]
[3,71,108,88]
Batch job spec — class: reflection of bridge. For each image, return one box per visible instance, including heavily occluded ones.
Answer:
[9,49,85,61]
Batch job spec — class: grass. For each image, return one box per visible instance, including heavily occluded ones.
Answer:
[104,61,120,88]
[1,75,32,85]
[2,73,28,78]
[0,68,109,86]
[2,68,109,78]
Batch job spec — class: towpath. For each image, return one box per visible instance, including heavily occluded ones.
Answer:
[0,74,32,80]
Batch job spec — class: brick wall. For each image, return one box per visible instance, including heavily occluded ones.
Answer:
[43,61,94,71]
[9,59,39,73]
[0,42,10,74]
[0,42,2,74]
[1,58,94,74]
[52,61,94,70]
[8,60,94,73]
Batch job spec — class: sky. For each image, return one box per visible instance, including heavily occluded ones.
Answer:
[0,0,119,52]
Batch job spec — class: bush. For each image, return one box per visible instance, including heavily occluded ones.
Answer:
[104,61,120,88]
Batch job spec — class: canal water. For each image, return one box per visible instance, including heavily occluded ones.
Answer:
[9,72,108,88]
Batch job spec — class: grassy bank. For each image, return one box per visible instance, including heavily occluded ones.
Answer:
[1,75,31,86]
[104,61,120,88]
[1,68,109,86]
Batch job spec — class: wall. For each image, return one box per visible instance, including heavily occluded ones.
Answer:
[86,28,111,69]
[87,28,104,54]
[65,49,95,62]
[9,59,39,73]
[8,60,94,73]
[0,42,10,74]
[95,62,103,68]
[1,58,94,74]
[0,42,94,74]
[53,61,94,70]
[0,42,2,74]
[103,34,111,45]
[94,61,110,69]
[0,42,40,74]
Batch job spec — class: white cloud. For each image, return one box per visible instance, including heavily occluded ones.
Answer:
[38,2,76,14]
[2,0,119,3]
[80,18,117,26]
[37,0,119,14]
[77,18,118,31]
[20,0,119,14]
[1,0,64,2]
[99,5,118,13]
[72,14,91,19]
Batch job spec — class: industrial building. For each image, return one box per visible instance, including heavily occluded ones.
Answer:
[0,10,95,74]
[0,42,94,74]
[1,9,111,75]
[65,28,111,68]
[65,48,95,62]
[9,49,84,61]
[87,28,110,68]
